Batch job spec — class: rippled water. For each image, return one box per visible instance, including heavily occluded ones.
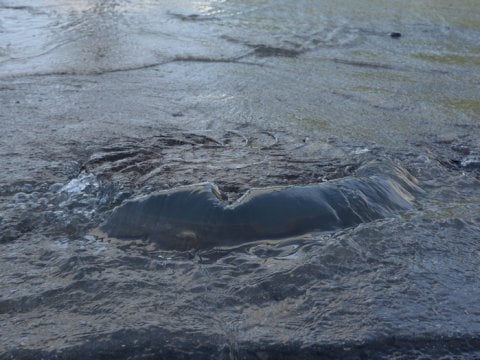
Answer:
[0,0,479,358]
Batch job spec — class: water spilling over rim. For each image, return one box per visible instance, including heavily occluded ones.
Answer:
[97,159,421,250]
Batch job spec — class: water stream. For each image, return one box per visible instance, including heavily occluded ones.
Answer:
[0,0,479,358]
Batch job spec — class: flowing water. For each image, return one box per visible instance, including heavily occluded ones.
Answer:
[0,0,479,358]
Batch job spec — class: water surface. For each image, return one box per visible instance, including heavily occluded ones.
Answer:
[0,0,479,358]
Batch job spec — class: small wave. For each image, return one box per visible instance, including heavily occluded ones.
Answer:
[98,160,421,250]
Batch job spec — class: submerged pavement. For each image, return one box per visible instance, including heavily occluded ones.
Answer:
[1,0,480,358]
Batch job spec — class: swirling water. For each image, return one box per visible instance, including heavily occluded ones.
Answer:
[0,0,479,358]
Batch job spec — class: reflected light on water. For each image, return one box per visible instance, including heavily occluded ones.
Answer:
[193,0,226,15]
[49,0,226,14]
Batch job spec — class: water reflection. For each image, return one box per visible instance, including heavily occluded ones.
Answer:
[51,0,225,14]
[0,0,230,75]
[52,0,125,72]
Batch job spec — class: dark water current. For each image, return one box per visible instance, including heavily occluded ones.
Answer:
[98,160,421,250]
[1,0,480,358]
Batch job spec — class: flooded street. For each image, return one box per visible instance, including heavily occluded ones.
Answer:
[1,0,479,358]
